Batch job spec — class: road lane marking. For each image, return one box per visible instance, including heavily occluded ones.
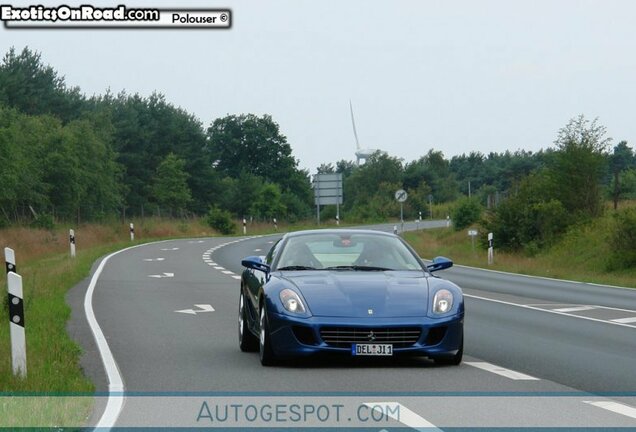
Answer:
[612,317,636,323]
[147,272,174,278]
[254,248,262,252]
[583,401,636,419]
[232,275,241,280]
[364,402,440,431]
[553,306,596,313]
[175,304,215,315]
[214,266,225,270]
[464,293,636,329]
[160,247,179,251]
[143,257,165,262]
[222,270,234,275]
[465,362,539,380]
[85,241,177,429]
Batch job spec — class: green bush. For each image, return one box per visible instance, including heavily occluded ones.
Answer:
[31,213,55,230]
[206,206,236,235]
[607,208,636,270]
[452,198,482,230]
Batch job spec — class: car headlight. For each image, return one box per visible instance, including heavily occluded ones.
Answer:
[280,289,306,313]
[433,289,453,314]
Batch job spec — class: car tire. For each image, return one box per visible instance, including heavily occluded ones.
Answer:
[239,290,258,352]
[433,332,463,366]
[259,305,278,366]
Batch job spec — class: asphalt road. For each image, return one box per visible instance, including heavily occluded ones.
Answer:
[68,222,636,430]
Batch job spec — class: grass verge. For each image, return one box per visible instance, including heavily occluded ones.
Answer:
[404,214,636,288]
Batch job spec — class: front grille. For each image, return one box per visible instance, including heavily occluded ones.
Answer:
[320,327,421,348]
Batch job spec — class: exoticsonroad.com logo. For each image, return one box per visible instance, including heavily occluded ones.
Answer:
[0,4,231,29]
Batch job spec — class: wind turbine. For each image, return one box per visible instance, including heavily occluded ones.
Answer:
[350,100,380,165]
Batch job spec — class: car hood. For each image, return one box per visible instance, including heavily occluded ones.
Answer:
[281,271,430,318]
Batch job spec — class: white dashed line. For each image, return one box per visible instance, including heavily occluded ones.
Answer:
[612,316,636,324]
[232,275,242,280]
[364,402,441,431]
[583,401,636,420]
[254,249,262,252]
[465,362,539,380]
[214,266,224,270]
[553,306,596,313]
[222,270,234,275]
[464,294,636,329]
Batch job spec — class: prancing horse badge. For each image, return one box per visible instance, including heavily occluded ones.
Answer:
[368,309,374,315]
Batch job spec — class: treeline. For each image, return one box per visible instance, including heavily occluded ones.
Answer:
[3,46,636,246]
[318,116,636,268]
[0,47,313,227]
[317,149,550,221]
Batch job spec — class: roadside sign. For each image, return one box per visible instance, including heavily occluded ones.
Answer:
[468,229,478,236]
[313,173,343,224]
[395,189,408,203]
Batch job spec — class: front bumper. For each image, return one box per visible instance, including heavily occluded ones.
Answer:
[266,311,464,358]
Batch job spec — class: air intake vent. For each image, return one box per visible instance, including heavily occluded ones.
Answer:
[320,327,421,348]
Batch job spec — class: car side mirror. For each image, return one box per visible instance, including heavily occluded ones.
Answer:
[241,256,271,274]
[427,256,453,273]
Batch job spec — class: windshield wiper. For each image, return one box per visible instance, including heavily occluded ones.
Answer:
[277,265,317,271]
[324,265,394,271]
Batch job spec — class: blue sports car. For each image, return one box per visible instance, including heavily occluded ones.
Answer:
[239,229,464,366]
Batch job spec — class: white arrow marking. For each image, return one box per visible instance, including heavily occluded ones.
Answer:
[143,258,165,262]
[175,304,215,315]
[160,247,179,251]
[148,272,174,278]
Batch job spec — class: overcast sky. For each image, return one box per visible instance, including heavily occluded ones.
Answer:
[1,0,635,172]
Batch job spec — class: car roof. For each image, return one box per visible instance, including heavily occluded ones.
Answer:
[282,229,396,239]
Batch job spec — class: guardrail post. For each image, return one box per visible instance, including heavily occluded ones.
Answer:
[69,229,76,258]
[130,223,135,241]
[5,247,16,274]
[488,232,494,265]
[243,218,247,235]
[5,247,27,377]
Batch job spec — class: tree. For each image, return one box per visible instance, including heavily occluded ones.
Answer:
[609,141,634,210]
[251,183,286,220]
[452,198,482,230]
[404,150,458,203]
[0,47,85,122]
[151,153,192,216]
[207,114,296,184]
[483,172,569,252]
[549,115,610,218]
[207,114,312,219]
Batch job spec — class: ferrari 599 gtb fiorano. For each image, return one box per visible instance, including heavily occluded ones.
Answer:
[238,229,464,366]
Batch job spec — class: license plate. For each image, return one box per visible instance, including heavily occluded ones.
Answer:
[352,343,393,356]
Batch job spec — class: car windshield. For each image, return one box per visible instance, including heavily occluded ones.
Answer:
[275,233,423,271]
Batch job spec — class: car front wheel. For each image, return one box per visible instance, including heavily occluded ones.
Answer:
[259,305,277,366]
[239,290,258,352]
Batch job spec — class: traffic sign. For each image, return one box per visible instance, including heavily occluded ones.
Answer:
[395,189,408,202]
